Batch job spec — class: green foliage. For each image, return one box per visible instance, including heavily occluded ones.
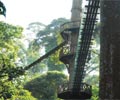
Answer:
[24,71,68,100]
[84,75,99,100]
[10,89,37,100]
[37,18,69,71]
[27,22,46,33]
[24,18,69,74]
[0,81,16,99]
[0,21,24,79]
[0,21,22,38]
[91,85,99,100]
[36,18,69,51]
[21,19,100,99]
[0,22,23,61]
[47,50,66,71]
[0,21,35,99]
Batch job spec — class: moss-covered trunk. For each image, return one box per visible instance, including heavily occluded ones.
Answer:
[100,0,120,99]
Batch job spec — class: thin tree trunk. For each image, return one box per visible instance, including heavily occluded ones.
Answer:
[100,0,120,99]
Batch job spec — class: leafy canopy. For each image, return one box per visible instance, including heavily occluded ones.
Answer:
[24,71,68,100]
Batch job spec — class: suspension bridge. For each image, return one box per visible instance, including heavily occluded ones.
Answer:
[0,0,100,99]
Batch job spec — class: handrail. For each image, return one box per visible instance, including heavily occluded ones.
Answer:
[24,41,66,70]
[72,0,100,92]
[60,21,81,33]
[58,83,92,95]
[6,41,66,80]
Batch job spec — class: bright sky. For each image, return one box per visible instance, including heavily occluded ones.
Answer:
[1,0,72,27]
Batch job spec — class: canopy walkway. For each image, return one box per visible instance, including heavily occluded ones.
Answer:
[24,41,66,70]
[58,0,100,99]
[8,41,66,79]
[5,0,100,99]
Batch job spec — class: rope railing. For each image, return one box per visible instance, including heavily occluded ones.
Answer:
[72,0,100,92]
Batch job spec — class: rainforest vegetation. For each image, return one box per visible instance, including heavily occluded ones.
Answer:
[0,17,99,99]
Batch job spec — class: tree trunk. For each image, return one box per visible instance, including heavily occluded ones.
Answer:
[100,0,120,99]
[68,0,82,90]
[71,0,82,21]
